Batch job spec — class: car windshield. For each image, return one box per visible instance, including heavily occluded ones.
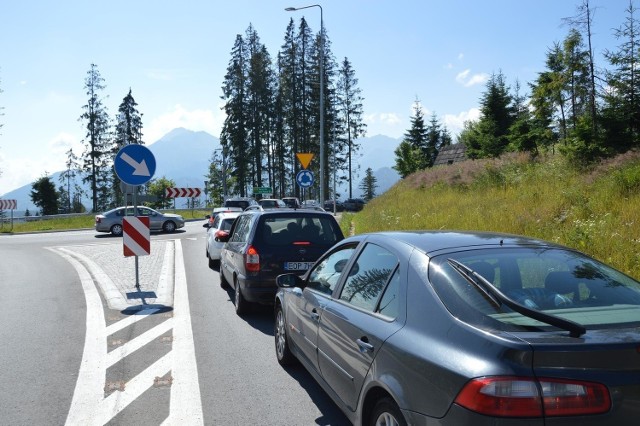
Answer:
[426,247,640,332]
[260,215,341,246]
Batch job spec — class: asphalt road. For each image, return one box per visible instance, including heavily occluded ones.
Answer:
[0,221,349,425]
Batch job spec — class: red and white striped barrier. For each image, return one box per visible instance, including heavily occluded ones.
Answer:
[165,187,202,198]
[123,216,150,257]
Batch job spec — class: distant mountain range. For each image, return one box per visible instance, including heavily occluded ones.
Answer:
[0,128,401,214]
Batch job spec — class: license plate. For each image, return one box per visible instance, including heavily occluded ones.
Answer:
[284,261,314,271]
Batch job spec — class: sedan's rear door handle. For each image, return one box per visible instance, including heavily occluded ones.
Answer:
[311,308,320,321]
[356,338,374,353]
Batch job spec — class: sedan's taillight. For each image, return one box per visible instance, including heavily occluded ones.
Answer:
[245,245,260,272]
[95,216,101,224]
[454,376,610,417]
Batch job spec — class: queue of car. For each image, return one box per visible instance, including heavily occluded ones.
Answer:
[202,199,640,425]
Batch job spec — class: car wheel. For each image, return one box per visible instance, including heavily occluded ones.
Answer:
[234,277,250,315]
[369,397,406,426]
[111,224,123,236]
[208,256,219,269]
[163,221,176,233]
[219,267,229,289]
[275,305,296,366]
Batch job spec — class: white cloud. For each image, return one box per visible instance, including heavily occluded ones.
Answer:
[363,112,403,138]
[364,112,402,126]
[455,69,489,87]
[145,104,226,143]
[443,108,481,136]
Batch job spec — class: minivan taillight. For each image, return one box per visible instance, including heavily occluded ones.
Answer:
[454,376,610,417]
[245,245,260,272]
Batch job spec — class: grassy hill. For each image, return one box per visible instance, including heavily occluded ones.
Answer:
[342,150,640,281]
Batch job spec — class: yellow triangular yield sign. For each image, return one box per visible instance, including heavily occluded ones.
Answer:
[296,153,314,169]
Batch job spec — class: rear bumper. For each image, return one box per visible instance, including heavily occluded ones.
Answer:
[238,275,277,304]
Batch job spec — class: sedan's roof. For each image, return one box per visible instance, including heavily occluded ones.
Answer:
[359,230,563,255]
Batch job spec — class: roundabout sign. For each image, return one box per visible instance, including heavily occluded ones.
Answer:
[296,170,314,188]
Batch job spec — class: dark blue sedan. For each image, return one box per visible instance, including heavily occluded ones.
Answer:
[274,230,640,425]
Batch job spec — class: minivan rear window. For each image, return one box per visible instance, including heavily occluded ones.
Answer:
[261,216,341,246]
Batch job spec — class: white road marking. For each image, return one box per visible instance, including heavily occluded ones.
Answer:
[167,239,204,425]
[51,239,203,425]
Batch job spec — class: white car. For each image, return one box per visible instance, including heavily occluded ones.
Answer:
[205,211,241,267]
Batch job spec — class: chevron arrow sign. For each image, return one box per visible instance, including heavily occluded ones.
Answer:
[165,187,202,198]
[0,199,17,209]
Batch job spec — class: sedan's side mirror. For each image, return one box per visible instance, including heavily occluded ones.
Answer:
[276,273,304,288]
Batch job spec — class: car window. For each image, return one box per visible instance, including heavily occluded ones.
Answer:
[307,244,358,295]
[376,268,400,319]
[262,215,342,246]
[339,243,399,312]
[137,208,153,217]
[427,247,640,330]
[230,215,252,243]
[220,218,235,232]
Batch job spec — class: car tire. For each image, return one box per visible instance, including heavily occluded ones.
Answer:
[111,224,123,236]
[234,277,250,315]
[275,305,296,366]
[369,397,406,426]
[163,221,176,233]
[219,267,229,289]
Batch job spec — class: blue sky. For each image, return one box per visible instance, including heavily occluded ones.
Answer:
[0,0,627,195]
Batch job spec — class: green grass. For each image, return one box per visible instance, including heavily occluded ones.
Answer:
[0,209,210,234]
[341,151,640,280]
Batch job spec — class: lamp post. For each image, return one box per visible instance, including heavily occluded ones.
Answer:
[285,4,325,205]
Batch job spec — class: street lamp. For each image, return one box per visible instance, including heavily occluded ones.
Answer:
[285,4,325,205]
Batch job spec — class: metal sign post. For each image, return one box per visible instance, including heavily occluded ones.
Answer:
[114,145,156,290]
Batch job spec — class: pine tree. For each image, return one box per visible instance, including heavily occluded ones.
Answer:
[460,72,514,158]
[221,34,249,197]
[205,150,225,206]
[603,0,640,151]
[359,167,377,202]
[112,89,144,205]
[79,64,111,212]
[399,100,428,170]
[245,25,275,192]
[58,148,81,213]
[336,57,366,198]
[31,174,59,215]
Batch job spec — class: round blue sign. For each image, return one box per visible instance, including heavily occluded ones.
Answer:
[114,144,156,186]
[296,170,314,188]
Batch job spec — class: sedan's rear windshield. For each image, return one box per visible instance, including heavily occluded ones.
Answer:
[260,215,342,246]
[425,247,640,331]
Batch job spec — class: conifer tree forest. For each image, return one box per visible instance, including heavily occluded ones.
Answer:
[219,19,367,200]
[24,0,640,213]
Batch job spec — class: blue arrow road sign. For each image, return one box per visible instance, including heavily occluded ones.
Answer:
[114,144,156,186]
[296,169,314,188]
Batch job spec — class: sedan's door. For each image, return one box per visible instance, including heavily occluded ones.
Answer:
[317,243,404,412]
[287,244,358,373]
